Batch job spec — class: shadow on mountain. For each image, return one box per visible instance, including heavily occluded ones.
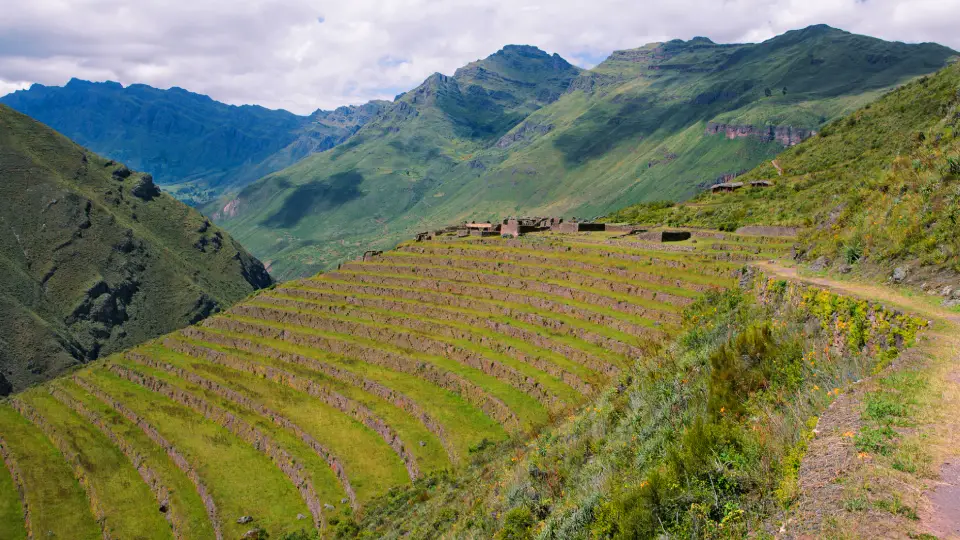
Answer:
[553,80,755,166]
[262,171,364,228]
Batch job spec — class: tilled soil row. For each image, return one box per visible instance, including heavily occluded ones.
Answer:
[346,261,697,308]
[178,328,459,465]
[318,273,681,326]
[74,376,224,540]
[336,264,691,314]
[9,398,113,539]
[200,317,521,431]
[0,434,32,540]
[228,304,562,411]
[159,338,421,484]
[292,282,658,357]
[255,295,595,397]
[273,288,623,377]
[110,363,326,529]
[49,386,183,539]
[391,246,720,292]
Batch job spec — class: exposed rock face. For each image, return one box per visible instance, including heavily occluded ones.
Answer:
[705,122,816,146]
[131,174,161,200]
[495,120,554,148]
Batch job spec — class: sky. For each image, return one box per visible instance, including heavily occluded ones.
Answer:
[1,0,958,115]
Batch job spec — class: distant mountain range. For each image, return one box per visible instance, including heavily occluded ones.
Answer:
[0,104,272,394]
[0,80,388,205]
[3,25,956,278]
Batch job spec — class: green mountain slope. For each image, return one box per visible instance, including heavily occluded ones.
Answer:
[0,80,388,205]
[608,60,960,280]
[216,26,956,279]
[0,104,272,394]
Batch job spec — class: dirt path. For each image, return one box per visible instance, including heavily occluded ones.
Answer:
[753,261,960,539]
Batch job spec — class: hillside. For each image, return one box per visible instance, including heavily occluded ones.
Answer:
[215,26,956,279]
[0,80,388,205]
[0,226,788,538]
[606,59,960,288]
[0,104,272,394]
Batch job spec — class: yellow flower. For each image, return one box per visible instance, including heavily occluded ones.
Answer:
[842,431,854,438]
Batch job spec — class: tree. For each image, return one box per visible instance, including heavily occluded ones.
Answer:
[764,88,772,97]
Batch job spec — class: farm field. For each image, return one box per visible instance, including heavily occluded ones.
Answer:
[0,228,790,538]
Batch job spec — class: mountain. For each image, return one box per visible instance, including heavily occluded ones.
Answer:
[608,58,960,283]
[0,104,273,394]
[0,80,389,205]
[213,26,957,279]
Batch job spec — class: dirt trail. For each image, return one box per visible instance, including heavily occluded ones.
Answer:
[753,261,960,539]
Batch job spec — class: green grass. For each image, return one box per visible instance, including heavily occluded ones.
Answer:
[264,292,608,387]
[195,325,508,457]
[0,446,26,540]
[223,313,550,429]
[80,368,311,538]
[244,299,585,405]
[0,104,271,394]
[53,378,219,539]
[290,279,652,351]
[18,389,173,539]
[172,334,453,470]
[131,344,411,501]
[0,405,100,539]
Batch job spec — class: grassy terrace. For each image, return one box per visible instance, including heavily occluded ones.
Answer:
[0,229,791,537]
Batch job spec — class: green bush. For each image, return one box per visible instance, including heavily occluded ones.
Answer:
[496,507,535,540]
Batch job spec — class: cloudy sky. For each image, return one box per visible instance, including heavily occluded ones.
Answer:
[1,0,958,115]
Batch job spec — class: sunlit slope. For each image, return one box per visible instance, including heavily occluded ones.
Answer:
[217,26,954,279]
[0,229,789,538]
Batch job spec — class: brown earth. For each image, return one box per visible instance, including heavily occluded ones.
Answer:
[755,261,960,539]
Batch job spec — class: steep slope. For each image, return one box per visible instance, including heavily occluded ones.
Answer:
[217,26,956,279]
[0,104,272,394]
[217,45,582,278]
[607,59,960,285]
[0,80,388,204]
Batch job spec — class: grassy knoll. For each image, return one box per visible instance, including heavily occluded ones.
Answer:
[80,368,312,538]
[17,389,173,539]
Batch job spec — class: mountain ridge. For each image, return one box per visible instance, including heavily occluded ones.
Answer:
[0,103,273,394]
[214,25,957,279]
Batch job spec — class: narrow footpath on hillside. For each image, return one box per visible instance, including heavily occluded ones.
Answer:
[754,261,960,539]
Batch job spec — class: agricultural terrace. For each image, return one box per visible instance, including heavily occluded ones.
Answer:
[0,228,792,538]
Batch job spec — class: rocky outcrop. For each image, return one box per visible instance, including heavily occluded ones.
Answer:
[705,122,815,146]
[177,328,459,465]
[200,316,521,431]
[495,120,554,149]
[74,376,223,540]
[130,174,161,200]
[108,363,325,529]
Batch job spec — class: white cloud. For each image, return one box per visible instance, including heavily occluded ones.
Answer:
[1,0,958,114]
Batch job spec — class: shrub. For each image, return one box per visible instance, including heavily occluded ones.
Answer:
[496,507,535,540]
